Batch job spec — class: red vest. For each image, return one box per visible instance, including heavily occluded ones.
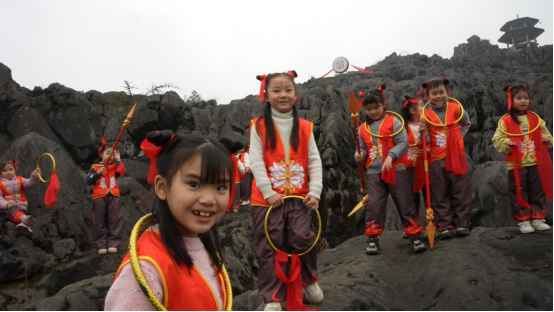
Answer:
[359,116,404,168]
[0,176,27,203]
[402,124,421,169]
[91,163,125,199]
[231,155,241,183]
[501,114,539,164]
[250,117,312,207]
[115,229,231,311]
[424,102,465,161]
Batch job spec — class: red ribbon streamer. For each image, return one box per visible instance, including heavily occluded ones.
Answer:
[403,99,419,106]
[377,86,386,103]
[351,65,374,73]
[140,134,175,183]
[9,160,19,168]
[319,69,333,78]
[381,135,396,185]
[258,74,267,102]
[98,137,106,154]
[44,170,60,208]
[275,250,318,311]
[506,86,513,110]
[445,123,468,176]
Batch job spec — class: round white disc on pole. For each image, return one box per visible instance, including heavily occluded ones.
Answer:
[332,57,349,73]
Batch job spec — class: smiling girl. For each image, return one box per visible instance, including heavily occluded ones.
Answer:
[492,84,553,234]
[105,131,234,311]
[250,71,323,311]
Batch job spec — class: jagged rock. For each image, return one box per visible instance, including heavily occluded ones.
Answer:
[52,238,76,260]
[120,159,150,186]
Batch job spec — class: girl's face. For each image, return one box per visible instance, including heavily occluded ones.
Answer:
[263,76,297,113]
[428,85,448,106]
[410,100,424,122]
[512,90,530,113]
[364,102,385,121]
[155,155,229,238]
[100,147,114,164]
[1,165,15,179]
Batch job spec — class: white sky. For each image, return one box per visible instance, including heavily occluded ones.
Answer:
[1,0,552,104]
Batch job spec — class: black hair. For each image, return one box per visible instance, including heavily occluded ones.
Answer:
[422,78,450,98]
[362,85,387,123]
[98,142,116,163]
[233,141,245,153]
[401,95,423,125]
[147,130,233,273]
[0,161,15,173]
[504,85,531,125]
[255,71,300,151]
[218,137,244,154]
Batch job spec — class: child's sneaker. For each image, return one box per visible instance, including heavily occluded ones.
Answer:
[233,208,239,213]
[264,302,282,311]
[410,237,427,253]
[107,247,118,254]
[402,231,409,239]
[531,220,551,231]
[98,248,108,255]
[21,215,35,227]
[241,200,250,206]
[365,238,379,255]
[16,223,33,236]
[303,281,324,304]
[455,227,470,236]
[439,228,455,240]
[518,221,535,234]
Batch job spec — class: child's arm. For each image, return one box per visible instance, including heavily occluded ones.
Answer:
[0,188,8,209]
[306,132,323,201]
[238,159,245,175]
[540,119,553,148]
[244,152,251,172]
[22,170,40,190]
[491,121,513,154]
[390,120,409,161]
[354,130,368,161]
[249,124,277,199]
[459,110,471,137]
[86,167,101,186]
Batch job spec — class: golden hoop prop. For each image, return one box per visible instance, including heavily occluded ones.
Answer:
[365,111,405,138]
[37,153,56,183]
[421,97,464,127]
[497,112,541,137]
[264,195,322,257]
[129,213,233,311]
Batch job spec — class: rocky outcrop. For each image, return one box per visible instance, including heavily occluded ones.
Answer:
[234,227,553,311]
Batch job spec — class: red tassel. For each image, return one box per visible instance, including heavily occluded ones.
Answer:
[413,153,425,192]
[444,124,468,176]
[44,171,60,208]
[98,137,106,154]
[274,250,318,311]
[381,135,396,185]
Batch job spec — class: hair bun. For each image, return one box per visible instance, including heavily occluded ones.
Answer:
[379,84,386,90]
[421,82,428,88]
[290,70,298,78]
[218,137,234,152]
[442,78,450,85]
[147,130,174,146]
[404,95,412,100]
[256,75,263,81]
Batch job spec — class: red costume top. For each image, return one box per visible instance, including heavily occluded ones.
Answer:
[402,124,421,169]
[0,176,27,203]
[91,162,126,199]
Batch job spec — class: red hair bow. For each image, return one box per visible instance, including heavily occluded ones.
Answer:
[358,92,365,110]
[286,71,301,99]
[377,86,386,103]
[403,98,419,106]
[9,160,19,168]
[258,74,267,102]
[98,137,106,154]
[140,134,175,183]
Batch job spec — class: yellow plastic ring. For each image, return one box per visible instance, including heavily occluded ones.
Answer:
[421,97,464,127]
[365,111,405,138]
[264,195,322,257]
[497,112,541,137]
[37,153,56,183]
[128,213,233,311]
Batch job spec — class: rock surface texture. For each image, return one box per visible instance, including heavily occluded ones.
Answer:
[0,36,552,310]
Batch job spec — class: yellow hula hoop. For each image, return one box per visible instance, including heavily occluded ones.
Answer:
[497,112,541,137]
[365,111,405,138]
[264,195,322,257]
[421,97,464,127]
[37,153,56,183]
[129,213,233,311]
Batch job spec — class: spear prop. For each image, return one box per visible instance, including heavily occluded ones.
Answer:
[349,90,366,193]
[421,127,435,250]
[105,103,137,167]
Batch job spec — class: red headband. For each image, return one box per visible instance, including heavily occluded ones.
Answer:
[98,137,106,154]
[9,160,19,168]
[403,98,420,106]
[358,92,364,110]
[377,86,386,103]
[140,134,175,183]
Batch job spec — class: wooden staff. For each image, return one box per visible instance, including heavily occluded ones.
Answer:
[349,90,366,193]
[421,128,435,250]
[105,104,137,167]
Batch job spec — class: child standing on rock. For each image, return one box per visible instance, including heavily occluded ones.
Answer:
[492,84,552,233]
[239,142,252,206]
[105,131,234,311]
[0,161,40,236]
[354,86,426,255]
[250,71,323,311]
[419,78,472,239]
[86,139,126,255]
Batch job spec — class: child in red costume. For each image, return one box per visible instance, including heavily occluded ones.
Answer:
[105,131,234,311]
[86,139,126,255]
[354,86,425,255]
[0,161,40,236]
[492,84,553,233]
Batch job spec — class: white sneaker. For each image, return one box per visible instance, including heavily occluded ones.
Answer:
[107,247,118,254]
[402,231,409,239]
[16,223,33,236]
[233,209,239,213]
[531,220,551,231]
[98,248,108,255]
[518,221,535,234]
[264,302,282,311]
[241,200,250,206]
[303,281,324,304]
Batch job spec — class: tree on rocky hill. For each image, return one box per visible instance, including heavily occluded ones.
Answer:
[184,90,203,104]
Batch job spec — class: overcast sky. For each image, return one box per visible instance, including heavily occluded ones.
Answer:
[1,0,552,104]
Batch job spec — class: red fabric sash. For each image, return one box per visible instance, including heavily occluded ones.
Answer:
[44,171,60,208]
[445,124,468,176]
[413,155,425,193]
[275,250,318,311]
[381,135,396,185]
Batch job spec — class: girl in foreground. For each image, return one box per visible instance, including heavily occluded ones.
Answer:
[105,131,234,311]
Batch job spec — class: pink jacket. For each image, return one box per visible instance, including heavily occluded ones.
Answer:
[0,172,39,210]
